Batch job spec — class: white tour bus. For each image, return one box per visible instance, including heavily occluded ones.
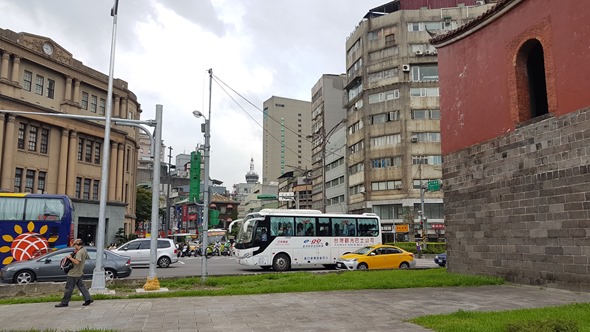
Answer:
[233,209,381,271]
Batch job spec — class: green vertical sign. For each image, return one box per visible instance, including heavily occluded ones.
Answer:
[427,180,441,191]
[189,151,201,202]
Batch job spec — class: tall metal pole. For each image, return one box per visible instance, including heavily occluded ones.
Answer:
[91,0,119,290]
[420,160,427,250]
[165,146,173,235]
[321,128,327,213]
[201,68,213,283]
[148,105,163,281]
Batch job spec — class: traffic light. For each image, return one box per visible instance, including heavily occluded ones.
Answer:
[189,151,201,202]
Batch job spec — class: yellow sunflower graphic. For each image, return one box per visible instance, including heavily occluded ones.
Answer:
[1,221,59,266]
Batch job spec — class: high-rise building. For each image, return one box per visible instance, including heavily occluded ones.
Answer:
[344,1,493,242]
[262,96,311,184]
[309,74,347,212]
[0,28,141,242]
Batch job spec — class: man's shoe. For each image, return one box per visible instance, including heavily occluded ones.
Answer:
[55,303,68,308]
[83,300,94,306]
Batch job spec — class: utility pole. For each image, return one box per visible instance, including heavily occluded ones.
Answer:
[165,146,173,236]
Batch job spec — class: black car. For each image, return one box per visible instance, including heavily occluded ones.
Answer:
[434,253,447,267]
[0,247,132,284]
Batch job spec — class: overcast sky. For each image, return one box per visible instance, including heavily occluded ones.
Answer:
[1,0,385,189]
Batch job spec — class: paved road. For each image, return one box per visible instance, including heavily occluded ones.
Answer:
[128,256,440,279]
[1,285,589,331]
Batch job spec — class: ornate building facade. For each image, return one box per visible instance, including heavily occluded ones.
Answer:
[0,28,141,244]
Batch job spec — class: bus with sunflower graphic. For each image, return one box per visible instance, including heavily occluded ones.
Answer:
[0,193,74,268]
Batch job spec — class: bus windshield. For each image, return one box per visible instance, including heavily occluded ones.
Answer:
[235,219,258,247]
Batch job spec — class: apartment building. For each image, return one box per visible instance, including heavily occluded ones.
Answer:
[262,96,312,184]
[0,28,141,243]
[309,74,348,213]
[344,0,493,241]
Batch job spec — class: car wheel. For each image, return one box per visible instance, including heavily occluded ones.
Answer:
[157,256,172,268]
[399,262,410,269]
[357,263,369,270]
[272,254,290,272]
[15,270,35,284]
[105,269,117,282]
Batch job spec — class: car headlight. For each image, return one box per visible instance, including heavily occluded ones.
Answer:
[340,258,357,262]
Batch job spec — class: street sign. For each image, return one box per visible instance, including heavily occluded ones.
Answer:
[427,180,441,191]
[279,192,295,198]
[257,194,277,200]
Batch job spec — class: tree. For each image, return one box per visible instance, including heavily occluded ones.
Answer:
[136,186,152,224]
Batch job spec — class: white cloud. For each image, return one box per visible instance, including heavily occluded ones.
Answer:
[2,0,385,188]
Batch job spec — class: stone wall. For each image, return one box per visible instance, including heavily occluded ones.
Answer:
[443,108,590,292]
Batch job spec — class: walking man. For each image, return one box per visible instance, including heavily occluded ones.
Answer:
[55,239,93,307]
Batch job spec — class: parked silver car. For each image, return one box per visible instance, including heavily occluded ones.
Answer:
[0,247,132,284]
[114,238,178,268]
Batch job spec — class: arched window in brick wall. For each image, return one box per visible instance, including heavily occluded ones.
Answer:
[515,39,549,121]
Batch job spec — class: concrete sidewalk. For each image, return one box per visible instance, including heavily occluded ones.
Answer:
[1,285,589,332]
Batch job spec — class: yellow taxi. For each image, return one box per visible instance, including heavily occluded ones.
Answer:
[336,244,416,270]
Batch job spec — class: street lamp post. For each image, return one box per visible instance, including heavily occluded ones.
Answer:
[193,68,213,283]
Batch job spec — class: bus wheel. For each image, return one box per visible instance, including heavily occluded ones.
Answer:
[272,254,290,271]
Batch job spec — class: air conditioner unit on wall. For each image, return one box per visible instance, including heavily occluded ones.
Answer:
[415,50,423,56]
[411,136,418,143]
[424,50,432,55]
[475,0,485,5]
[402,64,410,72]
[433,49,438,54]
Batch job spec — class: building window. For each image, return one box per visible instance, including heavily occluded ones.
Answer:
[348,120,363,134]
[348,162,364,175]
[28,126,38,151]
[78,138,84,161]
[35,75,44,95]
[411,109,440,120]
[81,92,89,110]
[371,111,400,124]
[349,140,364,154]
[411,65,439,82]
[76,177,82,199]
[40,128,49,154]
[17,123,26,149]
[413,203,444,219]
[25,170,35,193]
[93,180,100,200]
[368,89,399,104]
[47,79,55,99]
[516,39,549,121]
[37,171,46,193]
[90,95,97,113]
[83,178,91,199]
[370,134,400,147]
[412,155,443,165]
[410,88,439,97]
[372,156,402,169]
[94,142,101,164]
[414,132,441,142]
[85,141,92,162]
[99,98,106,115]
[23,71,32,91]
[14,168,23,192]
[373,204,404,220]
[349,184,365,195]
[371,180,402,191]
[126,148,130,172]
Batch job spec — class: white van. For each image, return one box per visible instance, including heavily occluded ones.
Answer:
[115,238,178,267]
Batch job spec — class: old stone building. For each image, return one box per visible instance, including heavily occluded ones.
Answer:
[0,28,141,243]
[432,0,590,291]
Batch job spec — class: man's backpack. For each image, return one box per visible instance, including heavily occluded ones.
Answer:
[60,253,75,273]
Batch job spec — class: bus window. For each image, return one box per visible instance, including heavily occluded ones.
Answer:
[333,218,356,236]
[270,216,294,236]
[317,217,331,236]
[0,198,25,220]
[295,217,315,236]
[358,218,379,236]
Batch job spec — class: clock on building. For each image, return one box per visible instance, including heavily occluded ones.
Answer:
[42,42,54,55]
